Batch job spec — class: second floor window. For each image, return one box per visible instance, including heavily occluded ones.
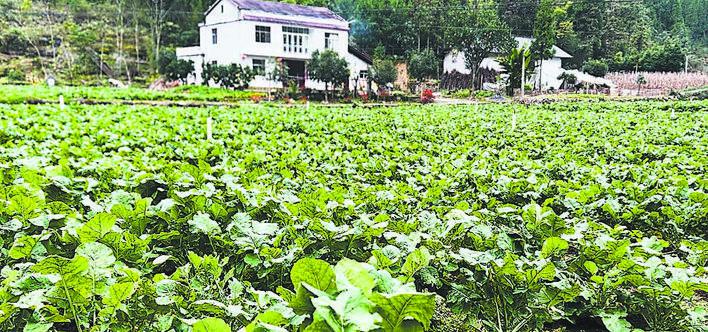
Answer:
[283,26,309,53]
[212,28,218,44]
[325,32,338,49]
[256,26,270,43]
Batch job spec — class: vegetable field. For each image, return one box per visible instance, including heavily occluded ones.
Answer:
[0,100,707,332]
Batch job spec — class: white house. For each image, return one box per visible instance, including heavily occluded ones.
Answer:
[443,37,572,90]
[176,0,372,91]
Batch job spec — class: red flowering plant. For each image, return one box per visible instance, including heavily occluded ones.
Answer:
[421,89,435,104]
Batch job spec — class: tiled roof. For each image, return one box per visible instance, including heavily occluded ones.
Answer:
[231,0,345,21]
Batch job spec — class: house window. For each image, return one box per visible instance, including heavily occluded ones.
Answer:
[255,26,271,43]
[283,26,309,53]
[220,5,224,13]
[325,32,339,49]
[211,60,217,66]
[359,70,368,79]
[252,59,266,75]
[212,28,218,44]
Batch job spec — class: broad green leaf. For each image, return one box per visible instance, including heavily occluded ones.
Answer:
[32,256,89,278]
[189,212,221,235]
[584,261,599,275]
[77,213,116,242]
[8,235,43,260]
[541,237,569,258]
[193,317,232,332]
[291,258,336,294]
[334,258,375,294]
[76,242,116,269]
[311,288,381,331]
[102,282,135,307]
[401,247,431,282]
[601,313,642,332]
[22,322,53,332]
[246,310,288,332]
[371,293,435,331]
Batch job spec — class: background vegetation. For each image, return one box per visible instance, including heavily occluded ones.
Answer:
[0,0,705,86]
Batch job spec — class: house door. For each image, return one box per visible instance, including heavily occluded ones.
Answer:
[284,60,306,89]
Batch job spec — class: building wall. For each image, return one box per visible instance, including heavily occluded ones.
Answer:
[534,57,564,90]
[443,52,470,75]
[443,51,567,90]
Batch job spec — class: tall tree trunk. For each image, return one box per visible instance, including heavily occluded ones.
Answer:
[538,60,543,91]
[325,82,329,103]
[135,19,140,74]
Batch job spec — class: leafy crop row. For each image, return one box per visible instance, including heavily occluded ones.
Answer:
[0,85,261,104]
[0,100,706,331]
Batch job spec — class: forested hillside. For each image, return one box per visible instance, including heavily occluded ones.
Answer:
[0,0,705,84]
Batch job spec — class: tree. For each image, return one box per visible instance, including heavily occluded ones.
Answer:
[582,59,608,77]
[498,47,533,96]
[636,73,647,96]
[145,0,175,73]
[370,58,397,91]
[307,49,349,102]
[444,0,514,90]
[531,0,571,90]
[408,48,437,85]
[159,49,193,82]
[557,72,577,90]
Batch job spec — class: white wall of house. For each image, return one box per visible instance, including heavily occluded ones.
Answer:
[443,37,572,90]
[443,51,568,90]
[345,52,370,93]
[443,52,471,75]
[176,0,368,91]
[176,47,204,85]
[534,57,565,90]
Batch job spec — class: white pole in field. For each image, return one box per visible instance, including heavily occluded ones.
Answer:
[206,116,213,141]
[59,95,65,110]
[685,55,688,74]
[521,52,526,98]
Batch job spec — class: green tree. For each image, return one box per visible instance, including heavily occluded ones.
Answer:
[158,49,193,83]
[307,49,350,102]
[408,48,437,85]
[582,59,609,77]
[531,0,570,90]
[370,58,397,90]
[444,0,514,90]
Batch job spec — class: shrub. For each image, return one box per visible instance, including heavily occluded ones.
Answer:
[474,90,493,99]
[202,63,255,89]
[451,89,472,98]
[3,68,25,82]
[582,59,609,77]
